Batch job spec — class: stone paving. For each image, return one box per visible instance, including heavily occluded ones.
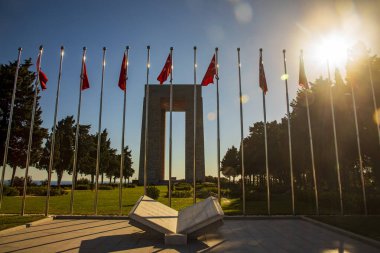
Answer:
[0,218,379,253]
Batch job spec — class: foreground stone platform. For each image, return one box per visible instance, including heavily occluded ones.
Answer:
[0,218,379,252]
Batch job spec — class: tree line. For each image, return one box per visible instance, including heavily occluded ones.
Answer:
[221,43,380,196]
[0,59,134,188]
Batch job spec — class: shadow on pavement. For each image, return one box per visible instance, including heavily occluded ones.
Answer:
[78,231,211,253]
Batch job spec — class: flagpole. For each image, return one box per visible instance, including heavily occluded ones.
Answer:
[350,76,367,215]
[94,47,106,215]
[70,47,87,214]
[21,45,43,216]
[326,60,343,215]
[144,46,150,195]
[193,46,197,204]
[119,46,129,215]
[260,49,270,215]
[215,48,221,204]
[368,58,380,146]
[282,50,295,215]
[168,47,174,207]
[45,46,64,216]
[237,48,246,215]
[0,47,22,209]
[301,50,319,215]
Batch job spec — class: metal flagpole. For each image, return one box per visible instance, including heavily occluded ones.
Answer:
[327,60,343,215]
[300,50,319,215]
[144,46,150,195]
[350,79,368,215]
[260,49,270,215]
[94,47,106,215]
[215,48,221,204]
[119,46,129,215]
[305,89,319,215]
[237,48,246,215]
[169,47,174,207]
[282,49,295,215]
[368,58,380,146]
[70,47,87,214]
[0,47,22,209]
[45,46,64,216]
[193,46,197,204]
[21,46,43,216]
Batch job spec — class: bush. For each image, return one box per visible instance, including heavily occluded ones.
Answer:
[146,186,160,199]
[174,182,192,191]
[98,185,113,190]
[49,188,67,196]
[13,176,35,187]
[77,178,90,185]
[270,184,289,194]
[3,186,20,196]
[76,184,90,190]
[11,186,67,196]
[196,188,217,198]
[126,184,136,188]
[202,182,216,187]
[26,187,45,196]
[171,190,192,198]
[109,183,118,189]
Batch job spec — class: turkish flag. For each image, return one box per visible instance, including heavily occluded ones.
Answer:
[81,61,90,90]
[299,53,309,89]
[259,55,268,94]
[201,54,216,86]
[157,53,172,84]
[36,54,48,90]
[118,53,127,91]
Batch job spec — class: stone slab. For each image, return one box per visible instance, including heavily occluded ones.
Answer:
[129,195,224,238]
[177,196,224,235]
[128,195,178,234]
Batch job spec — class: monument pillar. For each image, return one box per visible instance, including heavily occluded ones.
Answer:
[138,85,205,184]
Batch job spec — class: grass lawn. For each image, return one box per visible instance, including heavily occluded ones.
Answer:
[0,186,204,215]
[0,215,44,231]
[0,186,374,216]
[309,216,380,241]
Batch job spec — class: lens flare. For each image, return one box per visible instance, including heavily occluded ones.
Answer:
[207,112,216,121]
[241,94,249,104]
[281,74,289,80]
[374,108,380,126]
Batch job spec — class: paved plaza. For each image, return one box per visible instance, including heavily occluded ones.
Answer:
[0,218,379,253]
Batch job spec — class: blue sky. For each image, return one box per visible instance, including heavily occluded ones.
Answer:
[1,0,379,181]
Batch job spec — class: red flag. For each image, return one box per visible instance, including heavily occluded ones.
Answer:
[36,54,48,90]
[81,61,90,90]
[201,54,216,86]
[259,54,268,94]
[299,52,309,89]
[118,53,127,91]
[157,53,172,84]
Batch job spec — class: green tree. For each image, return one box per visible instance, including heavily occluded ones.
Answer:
[0,59,48,186]
[76,124,96,183]
[122,146,134,184]
[38,116,75,188]
[221,145,240,183]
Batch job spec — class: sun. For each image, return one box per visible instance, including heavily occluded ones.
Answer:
[314,33,352,67]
